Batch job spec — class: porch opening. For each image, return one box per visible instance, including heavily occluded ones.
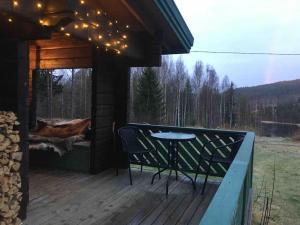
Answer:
[29,68,92,173]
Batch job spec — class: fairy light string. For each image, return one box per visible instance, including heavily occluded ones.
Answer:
[5,0,130,54]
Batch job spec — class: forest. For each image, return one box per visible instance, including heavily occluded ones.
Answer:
[35,57,300,133]
[129,56,300,132]
[36,69,92,119]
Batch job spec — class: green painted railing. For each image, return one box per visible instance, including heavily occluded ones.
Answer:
[199,132,255,225]
[129,123,246,177]
[128,123,255,225]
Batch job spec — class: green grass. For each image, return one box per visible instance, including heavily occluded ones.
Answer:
[253,136,300,225]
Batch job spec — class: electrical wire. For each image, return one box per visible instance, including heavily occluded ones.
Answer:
[190,50,300,56]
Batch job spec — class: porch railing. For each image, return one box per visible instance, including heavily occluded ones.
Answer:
[128,123,255,225]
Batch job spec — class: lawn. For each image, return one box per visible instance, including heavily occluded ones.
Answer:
[253,136,300,225]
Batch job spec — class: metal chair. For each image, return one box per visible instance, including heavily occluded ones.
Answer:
[195,137,244,194]
[118,126,161,185]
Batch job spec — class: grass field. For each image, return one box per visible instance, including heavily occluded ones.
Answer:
[253,136,300,225]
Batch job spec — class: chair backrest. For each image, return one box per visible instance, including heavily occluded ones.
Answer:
[118,126,142,153]
[216,137,244,160]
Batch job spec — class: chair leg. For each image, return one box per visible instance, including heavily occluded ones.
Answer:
[158,167,161,179]
[155,152,161,179]
[127,155,133,185]
[116,152,119,176]
[175,147,179,181]
[194,158,202,182]
[201,161,212,195]
[194,172,199,183]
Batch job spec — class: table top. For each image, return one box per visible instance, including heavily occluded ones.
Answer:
[151,132,196,141]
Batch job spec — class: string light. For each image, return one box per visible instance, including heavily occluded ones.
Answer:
[36,2,43,9]
[13,1,19,7]
[82,23,89,28]
[6,0,130,55]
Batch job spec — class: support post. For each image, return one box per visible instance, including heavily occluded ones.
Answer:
[0,40,29,220]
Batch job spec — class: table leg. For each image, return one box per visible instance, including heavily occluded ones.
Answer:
[166,167,173,197]
[180,170,196,190]
[151,167,168,184]
[175,141,178,181]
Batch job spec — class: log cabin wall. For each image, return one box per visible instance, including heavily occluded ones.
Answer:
[0,40,29,220]
[91,51,130,173]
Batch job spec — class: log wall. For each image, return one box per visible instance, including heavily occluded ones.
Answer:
[90,51,130,173]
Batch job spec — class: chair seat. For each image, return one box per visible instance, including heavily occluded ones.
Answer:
[129,149,151,154]
[126,145,153,154]
[202,155,233,164]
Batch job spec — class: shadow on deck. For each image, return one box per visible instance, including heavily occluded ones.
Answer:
[24,168,219,225]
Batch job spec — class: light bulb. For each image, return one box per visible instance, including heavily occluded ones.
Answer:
[36,2,42,9]
[13,1,19,7]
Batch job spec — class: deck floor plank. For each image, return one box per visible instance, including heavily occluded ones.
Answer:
[24,169,218,225]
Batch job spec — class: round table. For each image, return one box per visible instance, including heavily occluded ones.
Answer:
[151,132,196,196]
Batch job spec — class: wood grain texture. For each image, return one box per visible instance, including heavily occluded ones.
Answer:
[24,168,219,225]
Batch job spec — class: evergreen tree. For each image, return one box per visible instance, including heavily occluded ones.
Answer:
[133,68,163,124]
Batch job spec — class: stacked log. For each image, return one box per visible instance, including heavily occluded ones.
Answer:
[0,112,22,225]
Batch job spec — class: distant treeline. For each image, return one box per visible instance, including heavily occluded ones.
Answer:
[129,56,300,131]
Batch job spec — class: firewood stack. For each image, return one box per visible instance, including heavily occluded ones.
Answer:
[0,112,22,225]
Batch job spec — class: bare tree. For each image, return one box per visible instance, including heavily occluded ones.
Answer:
[192,61,204,126]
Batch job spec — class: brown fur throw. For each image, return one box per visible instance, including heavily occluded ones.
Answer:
[29,118,90,156]
[32,118,91,138]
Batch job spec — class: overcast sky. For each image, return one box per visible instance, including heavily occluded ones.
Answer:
[174,0,300,87]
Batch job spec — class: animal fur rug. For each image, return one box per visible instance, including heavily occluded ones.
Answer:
[29,134,84,157]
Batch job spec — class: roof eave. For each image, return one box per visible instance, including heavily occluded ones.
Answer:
[154,0,194,54]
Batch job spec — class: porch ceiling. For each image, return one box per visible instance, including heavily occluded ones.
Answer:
[0,0,193,56]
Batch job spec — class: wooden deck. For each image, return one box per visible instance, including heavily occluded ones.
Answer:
[24,168,219,225]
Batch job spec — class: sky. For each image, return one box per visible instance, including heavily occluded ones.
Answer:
[174,0,300,87]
